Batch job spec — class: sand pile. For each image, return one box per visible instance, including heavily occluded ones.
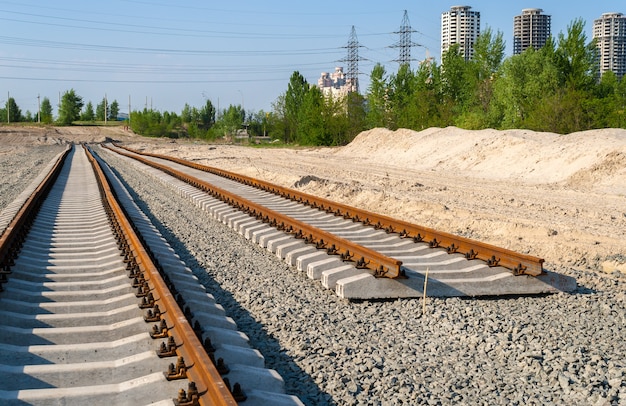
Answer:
[336,127,626,193]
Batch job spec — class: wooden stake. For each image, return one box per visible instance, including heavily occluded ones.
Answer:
[422,267,429,316]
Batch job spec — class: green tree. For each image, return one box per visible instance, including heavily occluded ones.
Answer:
[297,86,325,145]
[108,100,119,120]
[403,59,446,130]
[585,71,621,128]
[6,98,21,122]
[40,97,53,123]
[472,27,505,81]
[199,99,216,128]
[491,44,560,128]
[181,103,194,123]
[212,105,244,138]
[440,44,474,111]
[81,101,95,121]
[345,91,366,142]
[615,76,626,128]
[284,71,309,142]
[526,88,591,133]
[555,18,598,91]
[521,19,601,133]
[466,27,505,127]
[389,63,417,129]
[365,63,390,128]
[96,98,107,121]
[270,94,288,141]
[57,89,83,125]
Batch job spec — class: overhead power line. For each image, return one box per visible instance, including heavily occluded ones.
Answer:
[391,10,420,67]
[0,35,343,57]
[339,26,365,93]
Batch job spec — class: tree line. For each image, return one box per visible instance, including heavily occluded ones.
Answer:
[3,19,625,142]
[1,90,121,125]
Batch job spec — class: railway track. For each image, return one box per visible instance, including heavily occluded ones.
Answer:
[0,145,302,405]
[100,144,575,299]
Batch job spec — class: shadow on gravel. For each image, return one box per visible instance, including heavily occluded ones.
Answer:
[111,168,334,406]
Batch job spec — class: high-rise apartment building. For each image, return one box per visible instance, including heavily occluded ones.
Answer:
[317,67,357,99]
[593,12,626,79]
[441,5,480,61]
[513,8,551,54]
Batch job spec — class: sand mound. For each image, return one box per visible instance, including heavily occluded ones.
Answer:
[336,127,626,191]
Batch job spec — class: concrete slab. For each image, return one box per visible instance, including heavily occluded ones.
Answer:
[296,251,331,272]
[307,257,346,280]
[335,268,577,299]
[233,218,261,234]
[321,265,362,289]
[248,226,278,244]
[274,239,306,259]
[284,245,318,266]
[243,223,272,240]
[257,230,286,248]
[266,235,293,253]
[244,390,305,406]
[227,365,285,393]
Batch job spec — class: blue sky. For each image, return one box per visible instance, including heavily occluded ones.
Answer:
[0,1,623,116]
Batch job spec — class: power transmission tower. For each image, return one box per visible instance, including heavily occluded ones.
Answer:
[392,10,418,67]
[340,26,363,93]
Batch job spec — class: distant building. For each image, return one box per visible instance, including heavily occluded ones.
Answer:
[593,12,626,79]
[317,67,357,99]
[513,8,551,54]
[441,5,480,61]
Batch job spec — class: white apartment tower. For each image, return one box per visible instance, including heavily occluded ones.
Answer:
[513,8,551,54]
[593,12,626,79]
[441,5,480,61]
[317,67,357,99]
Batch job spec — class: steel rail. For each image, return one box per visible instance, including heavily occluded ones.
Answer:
[106,145,403,278]
[114,144,544,277]
[0,146,70,272]
[85,145,237,406]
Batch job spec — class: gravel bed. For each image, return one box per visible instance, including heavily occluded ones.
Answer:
[5,145,626,405]
[0,145,66,211]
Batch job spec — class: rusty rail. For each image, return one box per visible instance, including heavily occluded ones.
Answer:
[106,144,403,278]
[112,144,544,277]
[0,145,71,273]
[85,145,237,406]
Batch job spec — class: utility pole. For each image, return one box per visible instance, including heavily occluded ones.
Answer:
[7,91,9,123]
[104,93,107,125]
[392,10,418,68]
[38,94,41,123]
[128,95,131,127]
[340,26,364,94]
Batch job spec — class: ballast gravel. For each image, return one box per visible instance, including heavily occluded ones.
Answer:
[3,146,625,405]
[0,144,65,210]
